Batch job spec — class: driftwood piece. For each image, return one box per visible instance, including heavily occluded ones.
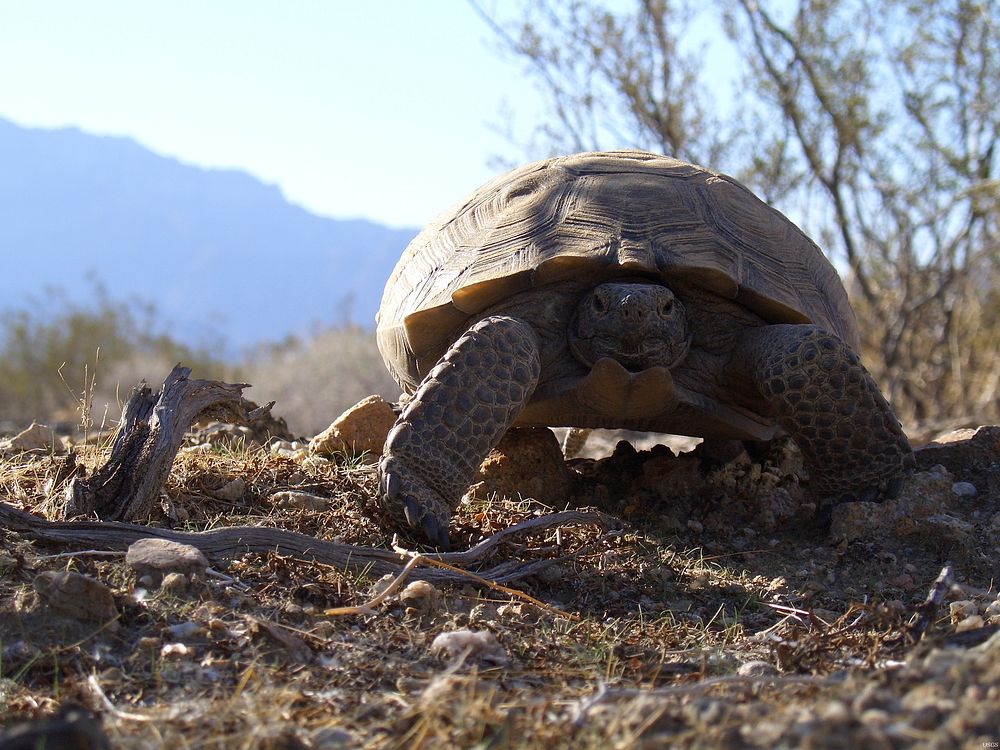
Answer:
[64,365,271,520]
[0,502,617,585]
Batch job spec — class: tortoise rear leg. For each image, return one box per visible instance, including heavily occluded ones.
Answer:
[379,315,541,549]
[738,324,913,500]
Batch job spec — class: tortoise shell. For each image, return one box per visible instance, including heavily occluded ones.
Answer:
[377,151,857,395]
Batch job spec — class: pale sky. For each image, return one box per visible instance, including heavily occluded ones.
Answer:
[0,1,545,228]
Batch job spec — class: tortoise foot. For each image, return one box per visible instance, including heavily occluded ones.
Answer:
[741,324,914,499]
[378,315,542,548]
[379,455,453,549]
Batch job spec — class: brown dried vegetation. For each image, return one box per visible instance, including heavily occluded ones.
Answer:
[1,424,999,748]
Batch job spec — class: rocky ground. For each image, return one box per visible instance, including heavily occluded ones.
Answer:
[0,408,998,748]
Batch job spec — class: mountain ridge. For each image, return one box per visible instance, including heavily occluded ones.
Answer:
[0,118,417,351]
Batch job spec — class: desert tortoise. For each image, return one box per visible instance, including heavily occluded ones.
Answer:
[376,150,913,547]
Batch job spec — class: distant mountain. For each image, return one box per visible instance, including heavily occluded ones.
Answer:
[0,118,418,351]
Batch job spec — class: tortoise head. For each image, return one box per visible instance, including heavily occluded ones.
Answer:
[569,281,690,372]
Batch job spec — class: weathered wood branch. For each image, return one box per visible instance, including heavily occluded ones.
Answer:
[0,502,617,585]
[64,365,272,520]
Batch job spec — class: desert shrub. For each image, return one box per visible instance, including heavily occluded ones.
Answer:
[237,324,400,437]
[0,286,228,431]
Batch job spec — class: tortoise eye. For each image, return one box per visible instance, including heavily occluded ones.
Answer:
[592,295,608,313]
[659,299,673,315]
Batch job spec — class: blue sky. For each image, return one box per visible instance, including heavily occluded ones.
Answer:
[0,1,546,228]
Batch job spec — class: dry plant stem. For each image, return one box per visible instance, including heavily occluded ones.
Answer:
[907,563,954,642]
[0,501,615,585]
[64,364,269,520]
[325,554,426,616]
[416,555,580,621]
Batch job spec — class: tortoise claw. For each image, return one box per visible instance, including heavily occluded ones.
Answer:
[420,513,451,551]
[401,496,450,550]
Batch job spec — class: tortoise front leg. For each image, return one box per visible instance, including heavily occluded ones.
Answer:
[738,324,914,499]
[379,315,541,549]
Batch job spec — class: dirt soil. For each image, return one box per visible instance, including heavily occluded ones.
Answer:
[1,423,999,749]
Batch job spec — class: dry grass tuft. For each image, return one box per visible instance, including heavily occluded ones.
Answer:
[2,430,999,748]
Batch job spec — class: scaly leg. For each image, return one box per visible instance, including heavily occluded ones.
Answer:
[379,315,541,548]
[739,324,913,499]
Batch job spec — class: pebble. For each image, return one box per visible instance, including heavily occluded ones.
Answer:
[160,572,190,594]
[737,659,776,677]
[310,727,357,749]
[951,481,977,497]
[955,615,985,632]
[166,621,203,639]
[160,643,191,658]
[949,600,977,620]
[213,477,246,502]
[309,394,396,459]
[399,580,439,614]
[126,538,209,582]
[430,628,508,663]
[818,700,851,725]
[0,422,55,453]
[272,490,330,512]
[33,571,118,622]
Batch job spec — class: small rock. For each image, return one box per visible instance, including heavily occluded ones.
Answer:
[430,628,508,663]
[272,490,330,512]
[310,727,357,749]
[468,602,498,623]
[160,642,191,658]
[166,621,202,639]
[213,477,246,502]
[497,602,538,624]
[949,600,977,620]
[737,660,777,677]
[859,709,890,728]
[368,574,397,599]
[310,394,396,459]
[984,600,1000,621]
[399,580,439,613]
[0,422,56,453]
[33,571,117,622]
[686,519,704,533]
[955,615,985,633]
[270,439,295,454]
[126,538,209,583]
[160,572,190,594]
[951,481,977,498]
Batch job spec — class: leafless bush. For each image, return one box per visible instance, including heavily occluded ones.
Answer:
[237,325,400,437]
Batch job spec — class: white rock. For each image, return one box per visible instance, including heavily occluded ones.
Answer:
[738,659,777,677]
[956,615,985,633]
[430,629,507,662]
[949,600,977,621]
[0,422,56,453]
[213,477,246,502]
[272,490,330,512]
